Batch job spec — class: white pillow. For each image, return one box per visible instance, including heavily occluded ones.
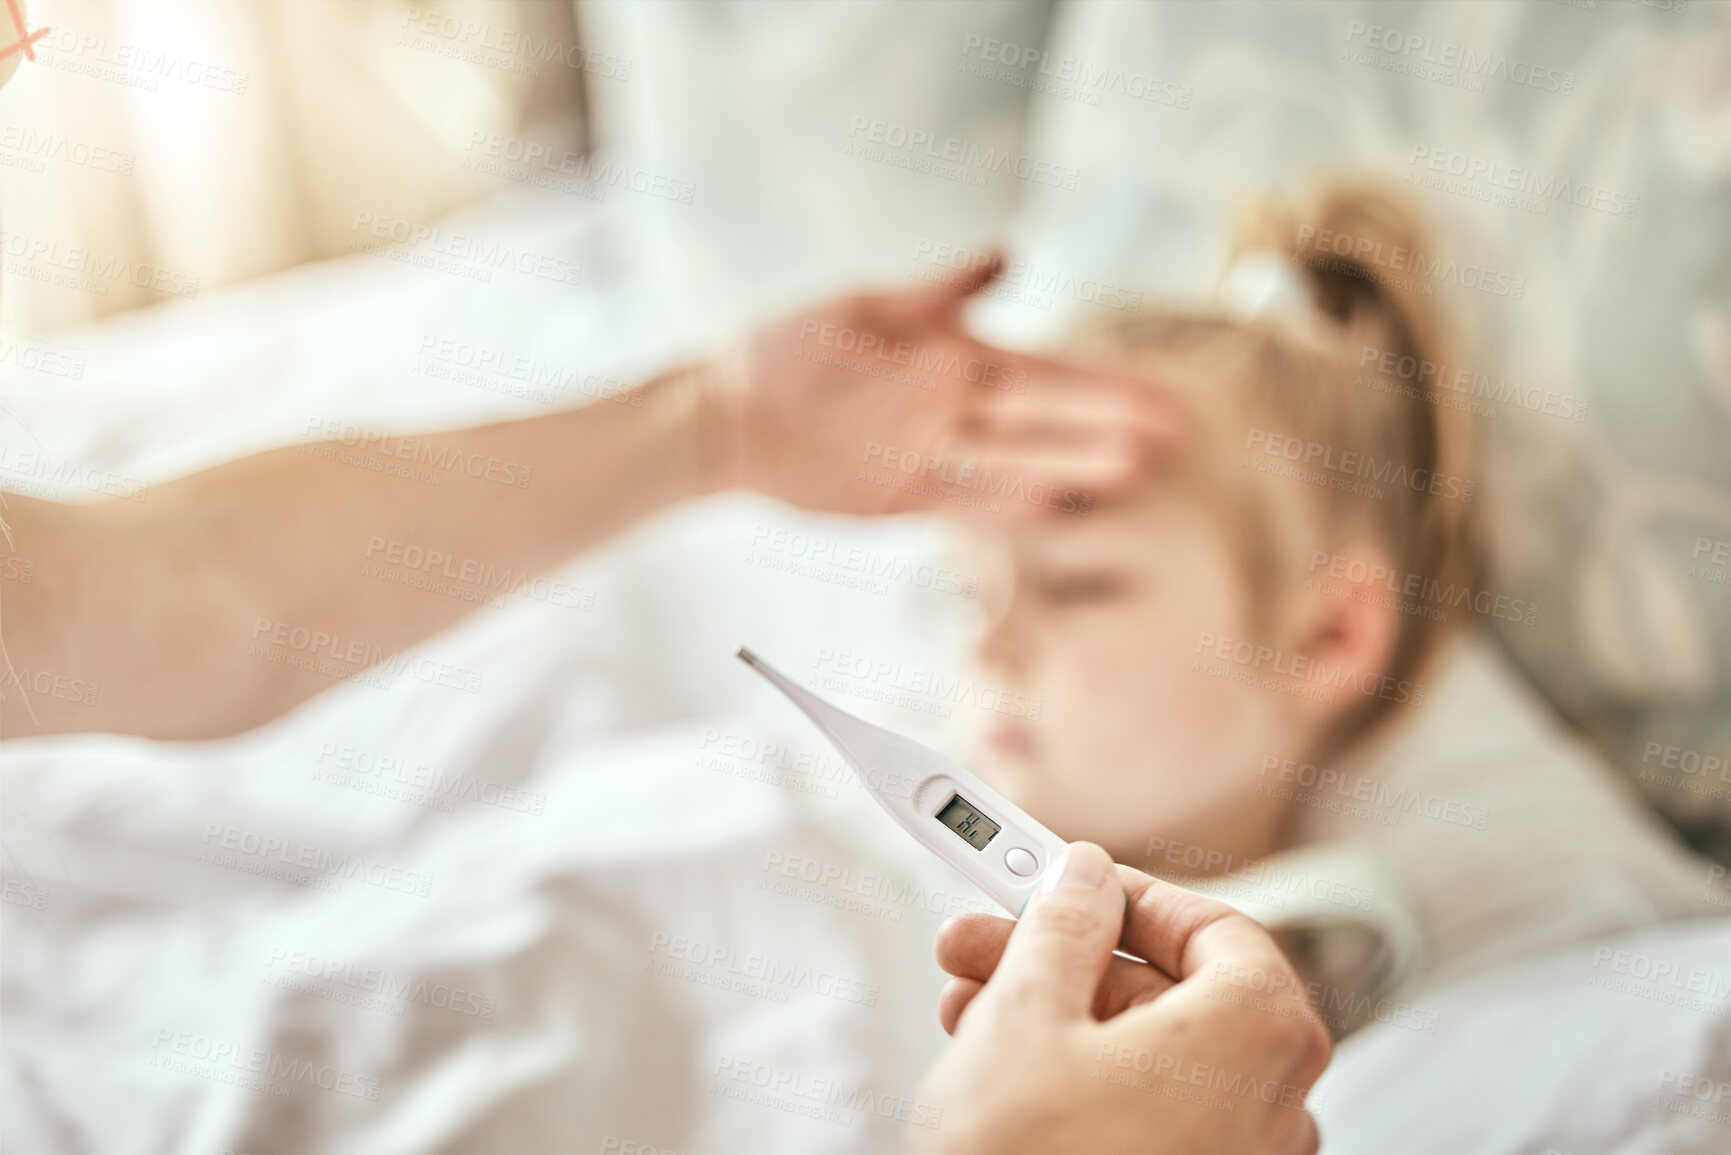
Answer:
[1313,917,1731,1153]
[577,0,1059,342]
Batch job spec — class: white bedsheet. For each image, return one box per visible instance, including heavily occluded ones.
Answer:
[1,494,983,1153]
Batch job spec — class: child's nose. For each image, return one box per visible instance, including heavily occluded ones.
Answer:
[977,604,1028,677]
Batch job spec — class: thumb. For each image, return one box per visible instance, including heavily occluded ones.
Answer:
[867,250,1004,330]
[982,842,1124,1023]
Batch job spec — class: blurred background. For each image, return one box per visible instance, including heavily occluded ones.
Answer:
[2,1,1728,1152]
[2,0,587,328]
[6,0,1727,849]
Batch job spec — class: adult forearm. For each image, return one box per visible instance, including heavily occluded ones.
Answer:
[1,269,1183,741]
[1,366,715,740]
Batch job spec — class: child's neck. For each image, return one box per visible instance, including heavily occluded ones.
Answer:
[1129,797,1297,880]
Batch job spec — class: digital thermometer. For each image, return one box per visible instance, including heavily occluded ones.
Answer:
[737,647,1068,916]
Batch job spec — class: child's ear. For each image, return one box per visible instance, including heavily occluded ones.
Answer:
[1283,542,1400,725]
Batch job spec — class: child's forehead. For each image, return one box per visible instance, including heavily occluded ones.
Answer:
[974,442,1326,583]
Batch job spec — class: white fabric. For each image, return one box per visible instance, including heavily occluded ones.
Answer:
[1313,918,1731,1154]
[577,0,1055,342]
[1295,635,1723,988]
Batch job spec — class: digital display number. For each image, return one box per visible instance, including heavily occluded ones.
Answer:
[936,793,1000,851]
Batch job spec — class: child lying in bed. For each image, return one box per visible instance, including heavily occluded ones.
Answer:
[956,180,1720,1034]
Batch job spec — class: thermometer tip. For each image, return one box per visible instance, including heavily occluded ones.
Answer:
[736,646,759,667]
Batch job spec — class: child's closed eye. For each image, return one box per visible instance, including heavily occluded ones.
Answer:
[1038,569,1134,606]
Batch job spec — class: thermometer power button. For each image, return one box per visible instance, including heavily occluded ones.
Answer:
[1004,848,1039,877]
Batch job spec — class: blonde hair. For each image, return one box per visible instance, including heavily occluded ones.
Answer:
[1065,178,1481,747]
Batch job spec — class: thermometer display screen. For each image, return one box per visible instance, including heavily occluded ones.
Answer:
[936,793,1000,851]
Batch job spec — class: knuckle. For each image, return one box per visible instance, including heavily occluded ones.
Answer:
[1280,1107,1322,1155]
[1280,1010,1333,1080]
[1205,905,1260,934]
[938,978,977,1035]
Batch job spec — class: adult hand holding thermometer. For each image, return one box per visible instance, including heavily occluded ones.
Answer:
[915,845,1330,1155]
[738,647,1328,1154]
[737,647,1068,916]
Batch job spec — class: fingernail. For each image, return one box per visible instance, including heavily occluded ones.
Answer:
[1042,843,1109,893]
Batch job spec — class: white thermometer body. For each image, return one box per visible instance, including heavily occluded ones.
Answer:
[738,647,1068,916]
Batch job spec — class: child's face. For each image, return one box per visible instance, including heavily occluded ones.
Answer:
[962,486,1305,871]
